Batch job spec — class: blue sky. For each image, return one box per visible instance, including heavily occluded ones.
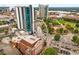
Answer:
[33,4,79,7]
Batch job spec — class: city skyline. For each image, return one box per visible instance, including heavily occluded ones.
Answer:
[33,4,79,7]
[1,4,79,55]
[7,4,79,11]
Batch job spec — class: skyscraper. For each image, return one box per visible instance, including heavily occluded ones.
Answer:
[34,8,37,20]
[39,5,48,19]
[16,5,34,34]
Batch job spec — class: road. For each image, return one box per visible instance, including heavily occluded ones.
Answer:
[34,19,79,54]
[34,19,53,46]
[0,42,21,55]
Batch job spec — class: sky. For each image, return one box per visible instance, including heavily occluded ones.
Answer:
[33,4,79,7]
[7,4,79,9]
[1,4,79,7]
[0,0,79,7]
[49,4,79,7]
[1,4,79,9]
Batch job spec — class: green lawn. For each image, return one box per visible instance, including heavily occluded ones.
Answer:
[45,18,79,34]
[54,19,79,30]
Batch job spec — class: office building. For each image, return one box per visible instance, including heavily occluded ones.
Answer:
[12,34,44,55]
[16,5,34,34]
[39,5,48,19]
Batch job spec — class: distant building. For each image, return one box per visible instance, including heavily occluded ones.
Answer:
[10,8,16,20]
[12,35,44,55]
[16,5,34,34]
[34,9,37,20]
[39,5,48,19]
[0,7,9,13]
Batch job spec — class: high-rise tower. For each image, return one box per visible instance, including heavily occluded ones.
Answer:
[39,5,48,19]
[16,5,34,34]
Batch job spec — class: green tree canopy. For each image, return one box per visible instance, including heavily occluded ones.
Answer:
[75,38,79,45]
[76,23,79,27]
[65,24,74,31]
[56,28,64,34]
[64,29,68,34]
[72,35,79,45]
[44,48,58,55]
[72,35,78,43]
[73,29,79,33]
[54,34,61,41]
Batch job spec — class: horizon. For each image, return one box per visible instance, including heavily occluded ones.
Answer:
[0,4,79,7]
[33,4,79,7]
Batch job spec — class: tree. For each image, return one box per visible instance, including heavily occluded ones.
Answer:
[0,21,3,25]
[72,35,78,43]
[48,27,53,34]
[44,48,58,55]
[76,23,79,27]
[13,23,17,28]
[63,17,79,23]
[52,21,60,26]
[48,27,54,34]
[41,24,48,33]
[44,18,52,25]
[64,29,68,34]
[56,28,64,34]
[73,29,79,33]
[0,28,4,33]
[54,34,61,41]
[4,29,8,35]
[2,21,8,24]
[65,24,74,31]
[75,38,79,45]
[72,35,79,45]
[0,21,8,25]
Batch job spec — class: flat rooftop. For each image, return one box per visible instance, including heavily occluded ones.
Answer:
[12,35,40,45]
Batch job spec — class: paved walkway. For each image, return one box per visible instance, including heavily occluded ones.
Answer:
[0,42,21,55]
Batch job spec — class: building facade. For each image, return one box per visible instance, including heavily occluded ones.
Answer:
[16,5,34,34]
[0,7,9,13]
[12,35,44,55]
[39,5,48,19]
[34,8,37,20]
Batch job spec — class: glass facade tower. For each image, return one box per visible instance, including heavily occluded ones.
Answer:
[25,7,31,32]
[16,5,34,34]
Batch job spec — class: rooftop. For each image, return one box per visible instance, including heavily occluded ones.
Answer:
[12,35,40,45]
